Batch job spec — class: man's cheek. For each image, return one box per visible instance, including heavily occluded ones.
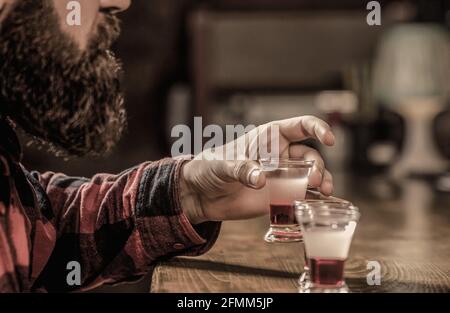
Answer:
[51,0,100,51]
[0,0,16,24]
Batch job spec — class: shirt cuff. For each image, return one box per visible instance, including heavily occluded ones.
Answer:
[136,158,221,261]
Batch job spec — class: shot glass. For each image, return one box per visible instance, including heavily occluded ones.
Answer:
[260,158,314,243]
[295,203,360,293]
[294,199,356,289]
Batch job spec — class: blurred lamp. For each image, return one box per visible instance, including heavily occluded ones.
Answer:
[373,24,450,177]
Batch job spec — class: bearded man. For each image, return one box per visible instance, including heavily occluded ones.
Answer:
[0,0,335,292]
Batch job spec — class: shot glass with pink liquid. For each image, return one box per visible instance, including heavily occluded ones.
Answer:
[260,158,314,243]
[295,203,360,293]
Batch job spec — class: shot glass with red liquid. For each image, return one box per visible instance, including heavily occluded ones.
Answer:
[260,158,314,243]
[294,199,357,289]
[295,203,360,293]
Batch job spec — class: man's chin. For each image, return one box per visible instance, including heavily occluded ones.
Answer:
[29,126,125,158]
[16,95,127,158]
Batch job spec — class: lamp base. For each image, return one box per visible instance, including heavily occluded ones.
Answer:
[390,100,448,178]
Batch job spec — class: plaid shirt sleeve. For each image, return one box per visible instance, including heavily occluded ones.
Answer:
[29,158,221,292]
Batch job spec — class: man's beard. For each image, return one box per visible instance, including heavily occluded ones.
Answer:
[0,0,127,157]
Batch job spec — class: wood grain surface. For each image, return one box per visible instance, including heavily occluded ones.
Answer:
[151,175,450,293]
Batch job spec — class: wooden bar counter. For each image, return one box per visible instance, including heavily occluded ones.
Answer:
[151,175,450,293]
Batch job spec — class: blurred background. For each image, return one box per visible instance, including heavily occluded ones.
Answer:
[21,0,450,291]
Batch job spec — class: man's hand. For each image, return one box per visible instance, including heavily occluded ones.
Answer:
[180,116,335,225]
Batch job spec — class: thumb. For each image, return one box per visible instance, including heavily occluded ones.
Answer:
[218,160,266,189]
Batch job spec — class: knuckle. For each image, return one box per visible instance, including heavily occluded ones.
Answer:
[326,171,333,182]
[232,161,248,179]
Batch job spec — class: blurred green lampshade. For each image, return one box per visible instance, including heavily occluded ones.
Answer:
[373,24,450,106]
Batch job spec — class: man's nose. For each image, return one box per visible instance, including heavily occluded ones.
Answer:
[99,0,131,13]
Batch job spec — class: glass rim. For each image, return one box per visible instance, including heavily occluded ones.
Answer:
[294,201,358,212]
[294,199,353,205]
[259,157,315,168]
[295,206,361,221]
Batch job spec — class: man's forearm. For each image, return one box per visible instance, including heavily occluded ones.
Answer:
[29,159,221,291]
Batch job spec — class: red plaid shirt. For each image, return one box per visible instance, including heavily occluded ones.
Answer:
[0,119,221,292]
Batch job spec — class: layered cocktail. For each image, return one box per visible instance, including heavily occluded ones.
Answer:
[294,199,355,287]
[295,203,360,292]
[260,158,314,243]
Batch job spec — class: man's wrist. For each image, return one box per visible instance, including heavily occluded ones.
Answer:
[180,161,206,225]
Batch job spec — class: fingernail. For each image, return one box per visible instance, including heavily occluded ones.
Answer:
[249,168,261,187]
[328,132,336,145]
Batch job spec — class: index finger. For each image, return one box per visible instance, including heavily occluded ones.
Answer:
[275,115,335,146]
